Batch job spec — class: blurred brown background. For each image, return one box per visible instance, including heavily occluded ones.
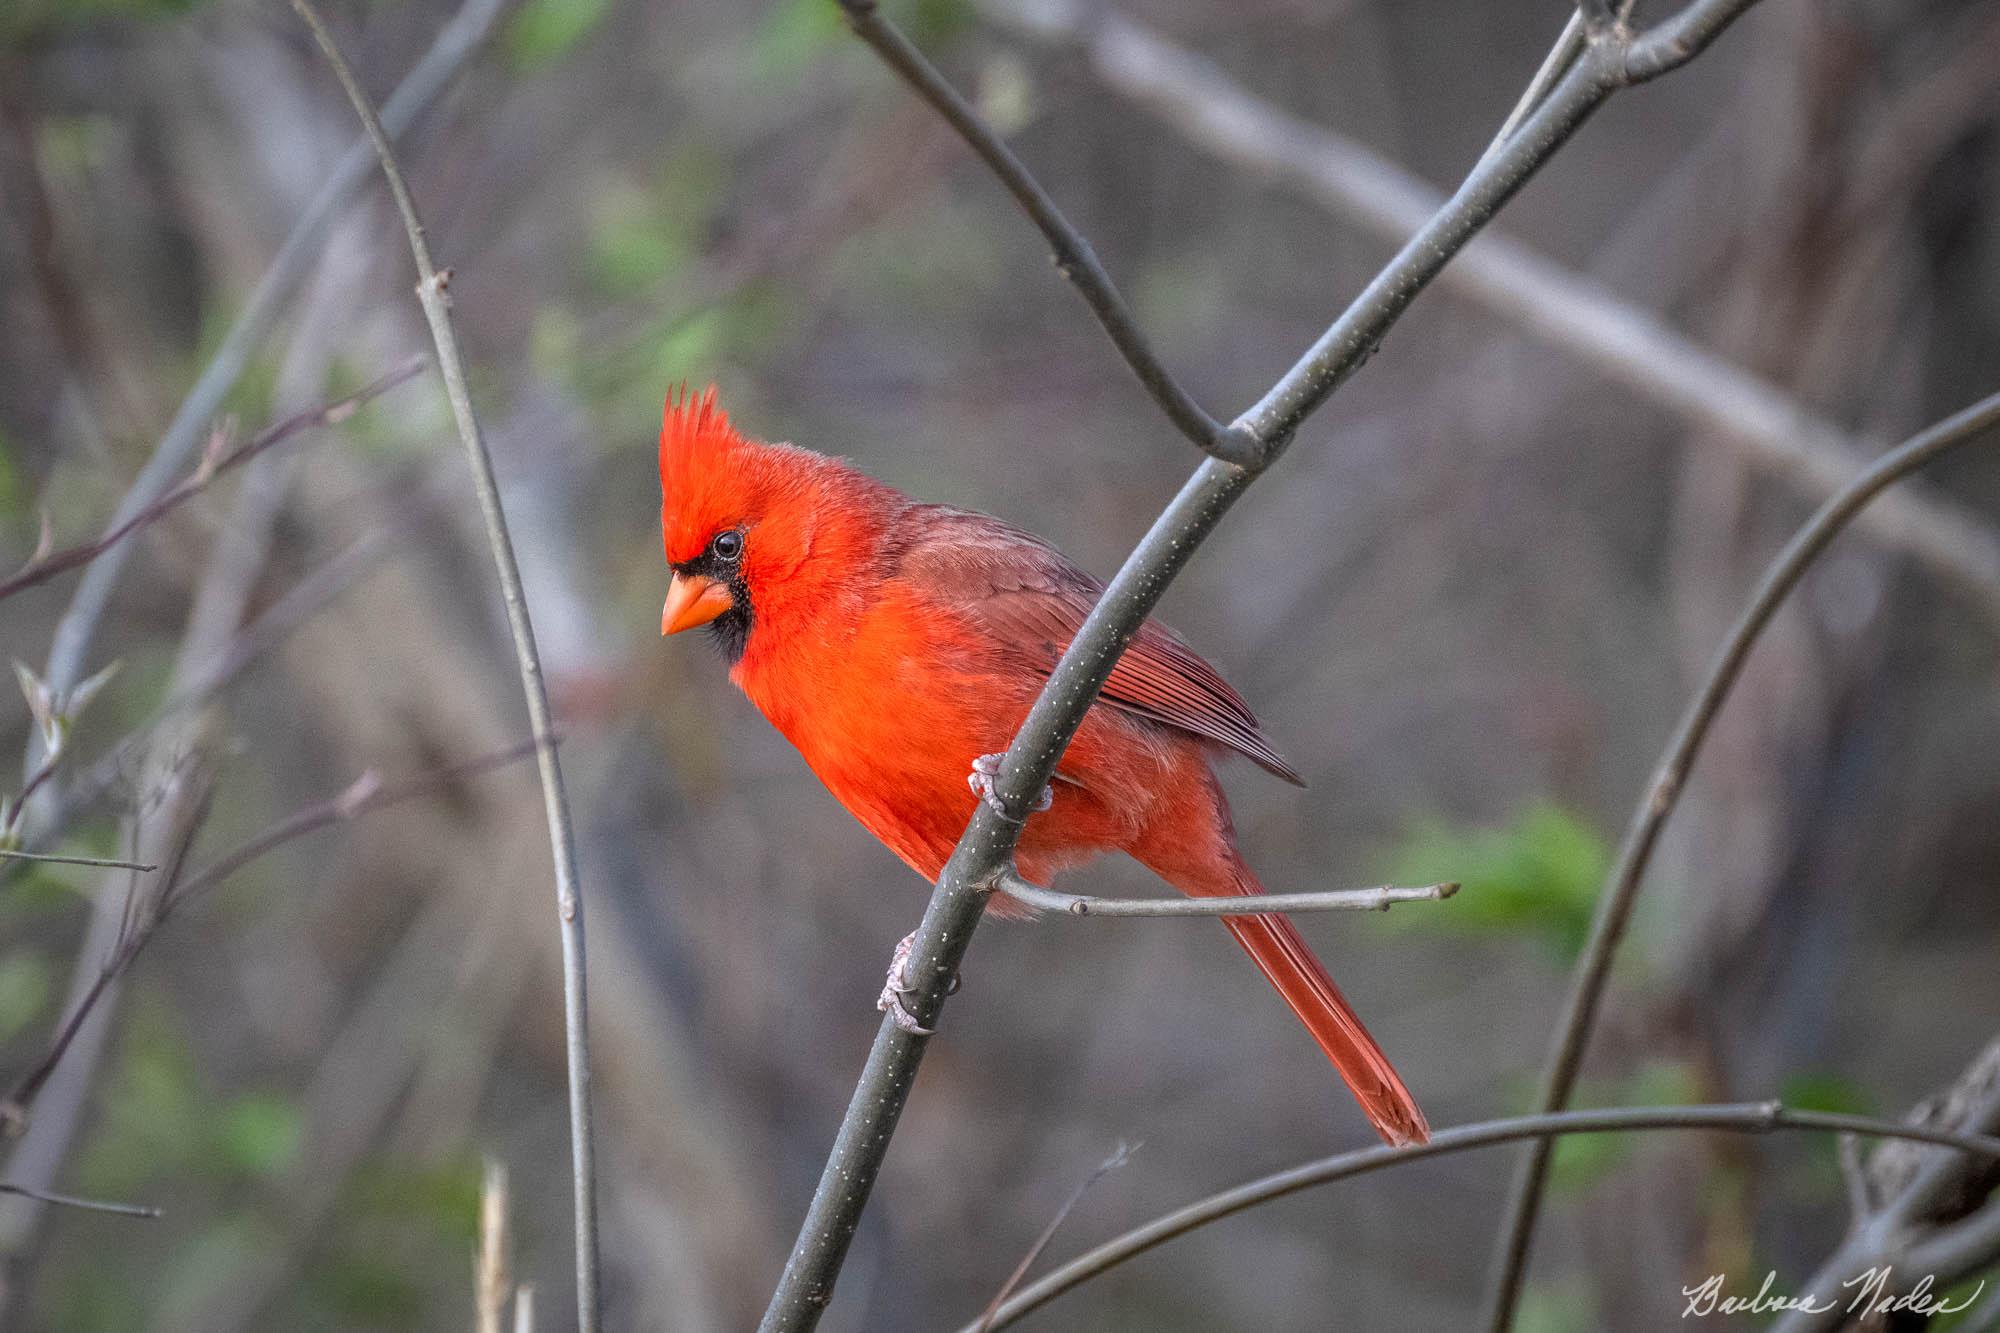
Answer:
[2,0,1999,1328]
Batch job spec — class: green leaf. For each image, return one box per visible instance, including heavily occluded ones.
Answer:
[586,191,694,295]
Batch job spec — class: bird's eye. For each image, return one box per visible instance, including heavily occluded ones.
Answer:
[711,530,744,562]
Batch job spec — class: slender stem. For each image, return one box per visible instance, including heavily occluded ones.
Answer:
[974,1142,1136,1332]
[1480,386,2000,1330]
[170,739,544,907]
[967,1102,2000,1332]
[831,1,1254,466]
[996,871,1456,917]
[291,7,601,1327]
[0,849,155,872]
[1475,9,1588,168]
[759,2,1767,1328]
[0,1182,159,1219]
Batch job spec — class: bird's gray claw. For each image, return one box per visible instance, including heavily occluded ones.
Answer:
[877,931,936,1035]
[967,752,1053,820]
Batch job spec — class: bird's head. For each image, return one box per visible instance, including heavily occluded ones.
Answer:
[657,385,891,662]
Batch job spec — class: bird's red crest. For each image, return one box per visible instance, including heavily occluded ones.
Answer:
[658,383,752,566]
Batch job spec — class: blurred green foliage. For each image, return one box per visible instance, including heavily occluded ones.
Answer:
[748,0,973,78]
[1381,801,1612,961]
[747,0,846,80]
[1515,1275,1598,1333]
[505,0,612,71]
[80,996,301,1194]
[0,427,29,540]
[0,949,54,1044]
[1,0,206,44]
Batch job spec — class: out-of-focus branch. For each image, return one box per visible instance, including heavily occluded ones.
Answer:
[25,0,503,731]
[169,738,544,908]
[0,1182,159,1219]
[0,359,423,605]
[984,0,2000,623]
[1773,1039,2000,1332]
[0,849,155,872]
[0,723,218,1135]
[758,3,1765,1329]
[995,870,1456,917]
[290,6,601,1327]
[832,2,1253,465]
[0,739,541,1130]
[966,1101,2000,1332]
[1483,386,2000,1330]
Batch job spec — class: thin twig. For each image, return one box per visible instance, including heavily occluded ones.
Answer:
[966,1101,2000,1331]
[170,738,545,907]
[974,1142,1137,1333]
[290,6,601,1327]
[0,1182,159,1219]
[1475,9,1588,168]
[996,871,1456,917]
[833,1,1253,466]
[0,360,423,605]
[757,3,1765,1329]
[1480,386,2000,1330]
[0,849,155,872]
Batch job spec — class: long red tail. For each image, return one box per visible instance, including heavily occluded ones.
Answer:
[1136,808,1432,1144]
[1219,909,1429,1145]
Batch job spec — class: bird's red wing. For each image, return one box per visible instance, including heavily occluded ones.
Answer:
[889,507,1305,786]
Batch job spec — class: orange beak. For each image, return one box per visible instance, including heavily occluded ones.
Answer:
[661,572,735,635]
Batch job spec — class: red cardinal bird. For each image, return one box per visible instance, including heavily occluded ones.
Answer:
[658,387,1428,1146]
